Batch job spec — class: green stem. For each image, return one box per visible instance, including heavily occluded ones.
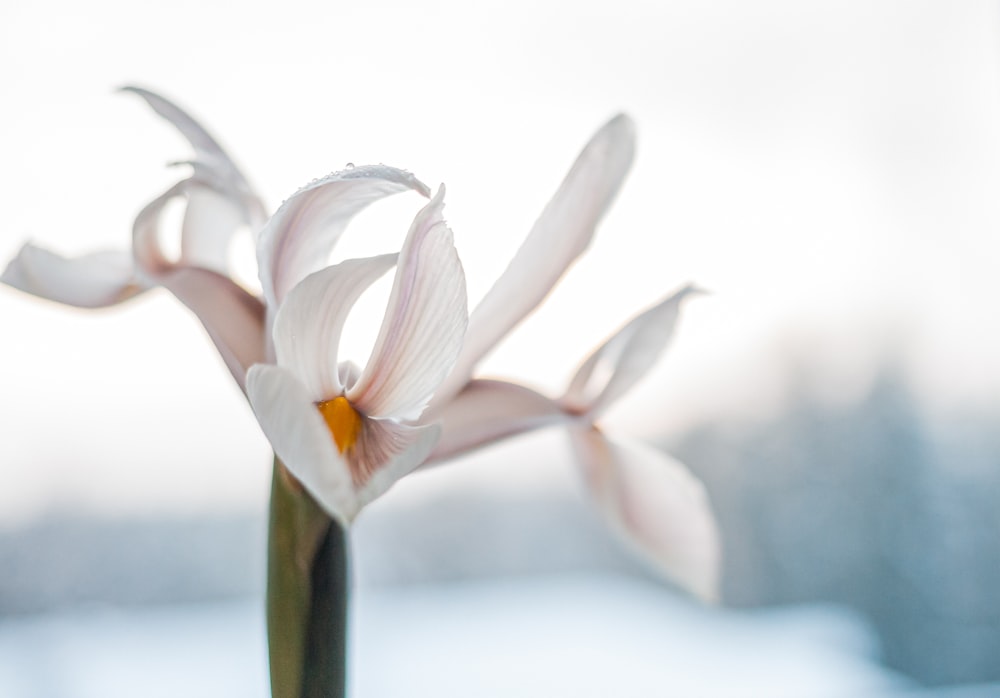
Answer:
[267,459,350,698]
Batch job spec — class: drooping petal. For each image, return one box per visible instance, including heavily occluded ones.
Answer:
[132,180,267,391]
[161,266,266,390]
[247,364,357,527]
[569,427,720,602]
[257,165,431,307]
[436,114,636,404]
[351,419,440,512]
[425,379,568,464]
[348,187,468,421]
[1,244,147,308]
[271,254,397,401]
[562,286,699,418]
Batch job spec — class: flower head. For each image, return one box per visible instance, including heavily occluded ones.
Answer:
[247,187,467,525]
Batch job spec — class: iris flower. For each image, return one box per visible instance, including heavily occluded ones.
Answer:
[2,89,719,599]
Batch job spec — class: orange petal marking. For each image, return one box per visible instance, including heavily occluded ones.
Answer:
[317,396,362,454]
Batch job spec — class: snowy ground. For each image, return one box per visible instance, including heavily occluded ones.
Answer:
[0,573,910,698]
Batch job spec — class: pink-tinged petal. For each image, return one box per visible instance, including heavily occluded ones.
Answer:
[160,266,266,391]
[425,379,568,464]
[569,427,720,602]
[132,181,186,274]
[257,165,431,307]
[562,286,699,418]
[436,114,636,404]
[352,420,440,513]
[348,187,468,421]
[272,254,397,401]
[178,183,249,275]
[247,364,357,527]
[1,244,147,308]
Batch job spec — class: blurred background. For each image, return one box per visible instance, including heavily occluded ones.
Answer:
[2,0,1000,695]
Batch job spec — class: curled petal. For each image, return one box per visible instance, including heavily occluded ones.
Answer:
[257,165,431,307]
[272,254,397,401]
[569,427,720,602]
[562,286,699,417]
[1,244,147,308]
[348,187,468,421]
[178,183,249,275]
[247,364,356,527]
[436,114,636,404]
[426,379,568,464]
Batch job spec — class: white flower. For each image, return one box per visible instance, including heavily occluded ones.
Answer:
[246,187,467,526]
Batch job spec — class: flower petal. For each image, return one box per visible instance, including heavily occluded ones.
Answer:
[351,419,440,513]
[161,266,266,391]
[272,254,397,401]
[348,187,468,421]
[1,244,147,308]
[562,286,699,417]
[257,165,431,307]
[569,427,720,602]
[436,114,636,404]
[247,364,357,527]
[129,179,268,390]
[123,86,268,267]
[425,379,568,464]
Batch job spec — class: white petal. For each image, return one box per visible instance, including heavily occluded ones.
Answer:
[348,187,468,421]
[272,254,397,401]
[161,266,266,391]
[569,427,720,602]
[123,86,268,255]
[179,183,247,275]
[352,420,440,514]
[247,364,358,527]
[562,286,698,417]
[436,114,636,404]
[132,181,186,274]
[1,244,147,308]
[257,165,431,307]
[425,379,567,464]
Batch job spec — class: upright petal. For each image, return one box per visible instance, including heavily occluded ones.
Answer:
[178,182,250,275]
[271,254,397,401]
[257,165,431,307]
[569,427,720,602]
[436,114,636,404]
[426,379,568,464]
[1,245,146,308]
[562,286,699,418]
[348,187,468,421]
[247,364,356,527]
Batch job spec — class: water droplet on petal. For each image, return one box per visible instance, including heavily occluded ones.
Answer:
[345,162,355,169]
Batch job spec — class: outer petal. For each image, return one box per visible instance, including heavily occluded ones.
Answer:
[1,244,147,308]
[436,114,636,404]
[562,286,698,418]
[247,364,357,527]
[133,180,267,390]
[348,187,468,421]
[352,420,440,513]
[161,266,266,391]
[272,254,397,401]
[425,379,568,464]
[569,427,720,602]
[257,165,431,307]
[123,86,268,269]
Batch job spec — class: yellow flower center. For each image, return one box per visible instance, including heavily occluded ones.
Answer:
[317,396,362,454]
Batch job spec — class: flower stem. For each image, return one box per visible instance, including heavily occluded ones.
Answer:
[267,458,350,698]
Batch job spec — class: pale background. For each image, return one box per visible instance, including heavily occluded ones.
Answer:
[2,1,999,695]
